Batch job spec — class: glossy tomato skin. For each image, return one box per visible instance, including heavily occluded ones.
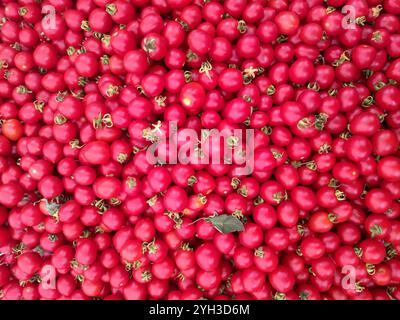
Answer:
[275,11,300,35]
[0,0,398,302]
[2,119,23,141]
[195,243,221,272]
[188,29,212,56]
[180,82,206,114]
[218,68,243,92]
[93,176,122,199]
[0,182,24,207]
[79,141,111,165]
[364,188,393,213]
[141,33,167,60]
[269,266,296,293]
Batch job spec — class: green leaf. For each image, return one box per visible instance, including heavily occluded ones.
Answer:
[206,214,244,234]
[45,200,60,216]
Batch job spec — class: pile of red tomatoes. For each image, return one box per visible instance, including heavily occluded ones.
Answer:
[0,0,400,300]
